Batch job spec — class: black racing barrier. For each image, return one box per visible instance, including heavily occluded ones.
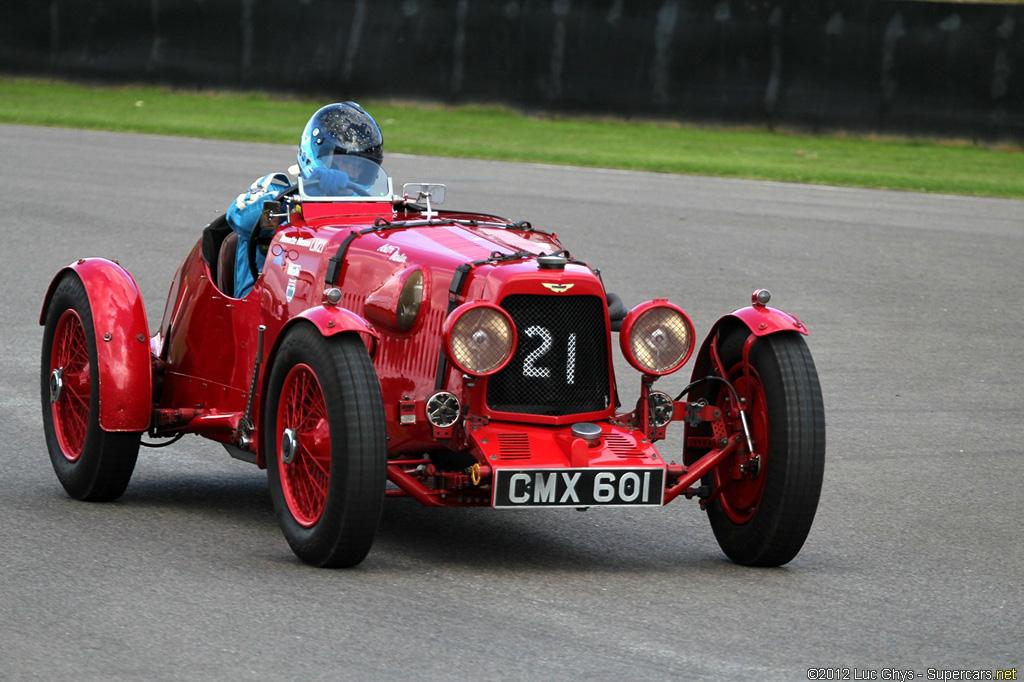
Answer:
[1,0,1021,142]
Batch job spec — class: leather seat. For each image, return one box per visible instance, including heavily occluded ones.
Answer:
[217,231,238,296]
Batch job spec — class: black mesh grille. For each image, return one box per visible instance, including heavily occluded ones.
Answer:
[487,294,610,416]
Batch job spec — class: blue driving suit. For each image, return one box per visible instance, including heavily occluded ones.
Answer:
[226,172,291,298]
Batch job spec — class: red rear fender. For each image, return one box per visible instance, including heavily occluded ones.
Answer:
[40,259,153,431]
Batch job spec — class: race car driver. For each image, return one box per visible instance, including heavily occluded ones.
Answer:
[226,101,385,298]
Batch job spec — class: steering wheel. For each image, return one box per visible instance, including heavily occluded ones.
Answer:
[346,182,371,197]
[305,175,370,197]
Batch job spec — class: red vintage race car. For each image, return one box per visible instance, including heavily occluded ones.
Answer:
[40,158,825,568]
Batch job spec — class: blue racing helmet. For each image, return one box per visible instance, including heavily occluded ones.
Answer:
[297,102,384,182]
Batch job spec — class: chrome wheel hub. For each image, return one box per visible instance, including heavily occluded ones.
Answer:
[49,368,64,404]
[280,428,298,464]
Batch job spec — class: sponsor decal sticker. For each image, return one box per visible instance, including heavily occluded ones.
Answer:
[271,244,298,265]
[280,235,328,253]
[377,243,407,263]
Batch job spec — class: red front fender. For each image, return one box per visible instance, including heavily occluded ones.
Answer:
[682,302,808,465]
[254,306,379,468]
[726,303,807,337]
[689,303,808,386]
[40,259,152,431]
[290,305,379,357]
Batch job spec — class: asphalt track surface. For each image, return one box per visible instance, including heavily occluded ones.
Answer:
[1,124,1021,681]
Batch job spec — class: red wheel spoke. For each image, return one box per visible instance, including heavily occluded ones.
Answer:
[301,445,330,479]
[51,309,91,460]
[296,455,327,509]
[55,387,89,456]
[64,408,86,448]
[277,363,331,528]
[64,367,91,403]
[65,400,87,431]
[302,418,331,476]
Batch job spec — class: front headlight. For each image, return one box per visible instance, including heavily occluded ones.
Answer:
[443,302,517,376]
[620,300,694,376]
[364,267,425,334]
[396,269,424,331]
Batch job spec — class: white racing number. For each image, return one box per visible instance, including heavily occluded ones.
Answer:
[522,326,552,378]
[522,326,577,385]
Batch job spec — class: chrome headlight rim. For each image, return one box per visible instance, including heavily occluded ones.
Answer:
[619,300,695,376]
[442,301,518,377]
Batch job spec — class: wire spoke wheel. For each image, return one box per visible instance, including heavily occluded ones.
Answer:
[40,273,141,501]
[265,325,386,568]
[702,329,825,567]
[49,308,91,460]
[277,364,331,527]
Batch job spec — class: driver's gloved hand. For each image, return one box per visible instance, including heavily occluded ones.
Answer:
[308,168,350,195]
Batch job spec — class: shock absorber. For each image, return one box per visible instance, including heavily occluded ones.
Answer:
[237,325,266,449]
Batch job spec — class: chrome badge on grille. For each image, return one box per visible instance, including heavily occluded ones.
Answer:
[542,283,574,293]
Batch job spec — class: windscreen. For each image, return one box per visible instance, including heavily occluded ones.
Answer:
[299,156,392,200]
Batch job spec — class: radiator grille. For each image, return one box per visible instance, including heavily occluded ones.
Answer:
[497,433,531,459]
[604,433,645,457]
[487,294,610,416]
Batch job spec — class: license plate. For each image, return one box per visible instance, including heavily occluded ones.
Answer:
[493,468,665,508]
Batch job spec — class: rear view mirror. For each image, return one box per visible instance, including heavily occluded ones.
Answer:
[259,200,284,230]
[403,183,447,219]
[403,183,446,205]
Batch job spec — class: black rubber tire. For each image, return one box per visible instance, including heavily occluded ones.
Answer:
[703,330,825,567]
[40,273,141,501]
[264,325,387,568]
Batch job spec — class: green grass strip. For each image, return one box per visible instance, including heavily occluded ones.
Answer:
[1,78,1021,198]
